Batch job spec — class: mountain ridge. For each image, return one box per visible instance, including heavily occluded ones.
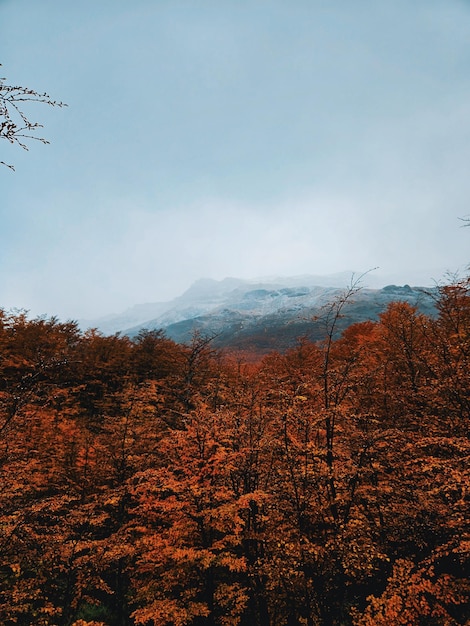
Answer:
[79,274,438,353]
[78,273,357,335]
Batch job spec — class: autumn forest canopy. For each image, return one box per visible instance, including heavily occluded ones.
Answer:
[0,275,469,625]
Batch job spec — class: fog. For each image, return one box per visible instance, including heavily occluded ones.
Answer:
[1,0,469,319]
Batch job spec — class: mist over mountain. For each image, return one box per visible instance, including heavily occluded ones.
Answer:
[78,274,351,335]
[79,273,438,353]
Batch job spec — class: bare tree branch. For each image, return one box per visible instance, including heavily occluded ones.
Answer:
[459,215,470,227]
[0,64,67,170]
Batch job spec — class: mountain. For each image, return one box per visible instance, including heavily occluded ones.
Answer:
[80,274,438,354]
[78,274,351,335]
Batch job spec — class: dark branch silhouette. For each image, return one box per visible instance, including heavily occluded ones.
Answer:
[0,64,66,170]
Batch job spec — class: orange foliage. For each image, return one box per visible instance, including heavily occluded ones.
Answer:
[0,277,469,624]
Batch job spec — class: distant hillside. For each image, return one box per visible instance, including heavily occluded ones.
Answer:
[79,275,438,354]
[143,284,436,353]
[79,274,357,335]
[79,277,434,354]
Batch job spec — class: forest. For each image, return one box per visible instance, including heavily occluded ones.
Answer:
[0,277,469,626]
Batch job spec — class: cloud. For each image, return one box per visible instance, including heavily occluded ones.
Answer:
[1,0,470,318]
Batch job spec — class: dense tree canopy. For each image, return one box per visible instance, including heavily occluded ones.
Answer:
[0,277,469,624]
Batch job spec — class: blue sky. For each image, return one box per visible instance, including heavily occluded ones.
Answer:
[1,0,470,319]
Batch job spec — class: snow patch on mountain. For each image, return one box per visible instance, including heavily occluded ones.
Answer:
[79,272,435,338]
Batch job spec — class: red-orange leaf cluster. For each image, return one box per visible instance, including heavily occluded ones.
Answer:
[0,279,469,624]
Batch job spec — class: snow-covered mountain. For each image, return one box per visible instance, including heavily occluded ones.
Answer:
[79,274,437,352]
[79,274,351,335]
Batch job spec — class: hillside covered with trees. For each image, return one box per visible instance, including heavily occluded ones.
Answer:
[0,277,469,625]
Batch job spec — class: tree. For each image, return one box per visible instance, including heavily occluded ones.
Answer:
[1,278,469,624]
[0,64,66,170]
[353,559,470,626]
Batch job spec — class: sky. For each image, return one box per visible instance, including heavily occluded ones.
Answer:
[1,0,470,320]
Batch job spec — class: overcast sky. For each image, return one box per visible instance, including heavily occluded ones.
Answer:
[1,0,469,320]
